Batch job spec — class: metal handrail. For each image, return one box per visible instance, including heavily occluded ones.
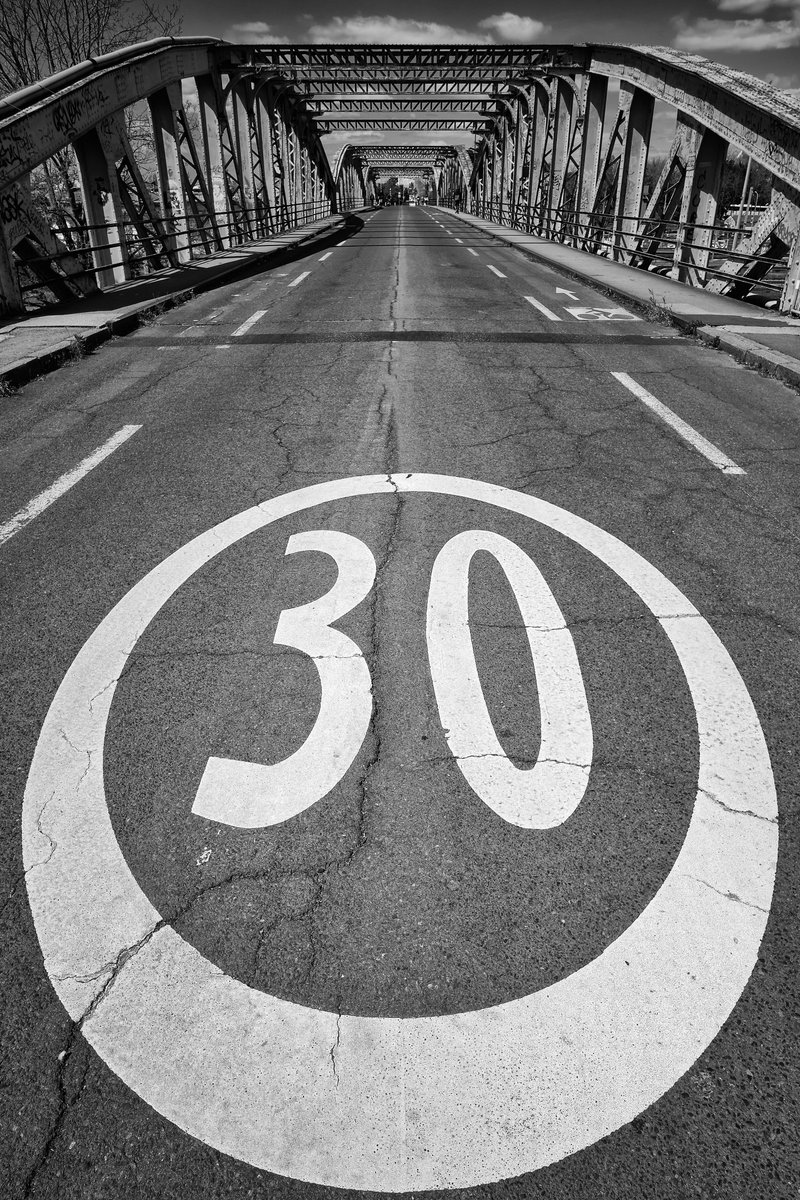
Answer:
[13,199,335,299]
[440,199,788,298]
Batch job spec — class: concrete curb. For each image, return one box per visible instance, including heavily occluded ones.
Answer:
[447,210,800,395]
[694,326,800,391]
[0,214,351,391]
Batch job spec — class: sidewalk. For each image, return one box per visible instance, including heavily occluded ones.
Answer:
[0,212,355,389]
[448,211,800,392]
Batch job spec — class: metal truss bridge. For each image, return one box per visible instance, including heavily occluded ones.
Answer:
[1,40,798,316]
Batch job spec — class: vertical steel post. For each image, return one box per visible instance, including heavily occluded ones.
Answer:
[73,126,130,285]
[231,81,256,238]
[577,74,608,242]
[681,129,727,283]
[0,222,24,315]
[527,83,550,234]
[548,80,575,235]
[148,84,191,262]
[195,73,230,246]
[615,83,654,261]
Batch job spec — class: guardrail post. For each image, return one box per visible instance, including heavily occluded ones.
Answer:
[73,127,129,287]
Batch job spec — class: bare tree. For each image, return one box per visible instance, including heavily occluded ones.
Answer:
[0,0,183,249]
[0,0,183,98]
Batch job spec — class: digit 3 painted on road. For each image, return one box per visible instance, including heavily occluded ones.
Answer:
[22,474,778,1192]
[194,525,592,830]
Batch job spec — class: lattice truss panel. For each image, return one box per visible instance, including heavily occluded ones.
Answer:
[1,39,799,312]
[0,41,336,312]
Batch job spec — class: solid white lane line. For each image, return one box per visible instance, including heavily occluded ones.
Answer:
[611,372,746,475]
[468,248,479,257]
[524,296,562,322]
[488,265,506,278]
[232,310,267,337]
[0,425,141,547]
[319,252,333,261]
[288,271,311,288]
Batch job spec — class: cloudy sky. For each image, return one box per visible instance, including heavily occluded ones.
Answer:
[178,0,800,93]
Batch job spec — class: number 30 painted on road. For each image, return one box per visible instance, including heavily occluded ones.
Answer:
[192,527,593,830]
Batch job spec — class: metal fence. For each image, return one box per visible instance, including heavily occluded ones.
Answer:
[13,199,336,308]
[450,199,789,306]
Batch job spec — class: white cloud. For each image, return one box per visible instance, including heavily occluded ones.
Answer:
[226,21,289,44]
[307,16,478,43]
[716,0,783,11]
[673,16,800,50]
[307,13,548,44]
[478,12,549,40]
[716,0,800,9]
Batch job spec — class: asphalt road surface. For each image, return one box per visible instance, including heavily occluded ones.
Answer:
[1,205,798,1199]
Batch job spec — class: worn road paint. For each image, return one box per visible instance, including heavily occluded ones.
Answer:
[231,311,267,337]
[0,425,141,548]
[193,530,376,827]
[524,296,562,322]
[427,528,592,828]
[467,248,479,257]
[565,307,641,321]
[612,372,746,475]
[555,288,580,300]
[23,474,775,1190]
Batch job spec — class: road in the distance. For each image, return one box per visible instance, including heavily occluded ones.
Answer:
[1,205,798,1198]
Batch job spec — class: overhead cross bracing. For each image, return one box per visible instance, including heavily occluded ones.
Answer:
[232,44,589,133]
[348,146,459,168]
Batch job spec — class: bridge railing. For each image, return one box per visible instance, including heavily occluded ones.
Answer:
[13,199,334,307]
[457,199,789,307]
[0,39,345,317]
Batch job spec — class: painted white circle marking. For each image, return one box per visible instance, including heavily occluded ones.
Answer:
[23,474,777,1191]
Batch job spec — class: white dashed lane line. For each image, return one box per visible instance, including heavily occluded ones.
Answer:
[487,265,507,278]
[288,271,311,288]
[232,310,267,337]
[611,371,746,476]
[524,296,562,322]
[319,252,333,261]
[467,248,479,257]
[0,425,142,547]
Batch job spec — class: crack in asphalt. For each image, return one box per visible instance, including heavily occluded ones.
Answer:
[685,874,771,915]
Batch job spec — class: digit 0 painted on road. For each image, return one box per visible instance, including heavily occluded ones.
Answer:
[22,474,778,1192]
